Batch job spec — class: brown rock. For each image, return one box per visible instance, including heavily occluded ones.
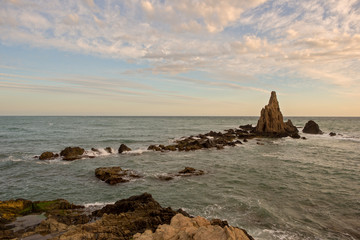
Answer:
[95,167,141,185]
[303,120,323,134]
[255,91,287,135]
[39,152,56,160]
[118,144,132,153]
[60,147,85,161]
[133,213,253,240]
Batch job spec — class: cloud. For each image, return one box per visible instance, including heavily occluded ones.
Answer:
[0,0,359,99]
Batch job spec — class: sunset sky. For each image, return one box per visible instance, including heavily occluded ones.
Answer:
[1,0,359,116]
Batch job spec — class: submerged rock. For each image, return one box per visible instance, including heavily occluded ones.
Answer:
[158,167,205,181]
[60,147,85,161]
[118,144,132,153]
[303,120,323,134]
[95,167,141,185]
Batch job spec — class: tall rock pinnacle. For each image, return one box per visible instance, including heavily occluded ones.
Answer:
[255,91,287,134]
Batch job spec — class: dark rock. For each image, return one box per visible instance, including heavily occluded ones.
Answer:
[216,144,224,150]
[243,138,248,142]
[104,147,113,153]
[302,137,307,140]
[210,218,229,228]
[60,147,85,161]
[118,144,131,153]
[157,167,205,181]
[39,152,56,160]
[329,132,336,136]
[290,133,301,139]
[147,145,162,151]
[95,167,141,185]
[303,120,323,134]
[91,148,100,153]
[239,124,255,132]
[285,119,299,133]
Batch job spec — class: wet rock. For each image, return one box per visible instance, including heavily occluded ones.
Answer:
[118,144,132,153]
[60,147,85,161]
[329,132,336,137]
[95,167,141,185]
[39,152,57,160]
[148,145,162,151]
[91,148,100,153]
[104,147,113,153]
[133,213,253,240]
[239,124,255,132]
[157,167,205,181]
[285,119,299,133]
[290,132,301,139]
[303,120,323,134]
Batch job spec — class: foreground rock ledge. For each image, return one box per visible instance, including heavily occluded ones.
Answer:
[0,193,253,240]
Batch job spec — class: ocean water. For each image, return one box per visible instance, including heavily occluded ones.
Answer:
[0,116,359,240]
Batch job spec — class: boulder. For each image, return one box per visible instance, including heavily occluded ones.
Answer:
[60,147,85,161]
[39,152,57,160]
[255,91,287,135]
[284,119,299,133]
[303,120,323,134]
[329,132,336,137]
[118,144,131,153]
[239,124,255,132]
[95,167,141,185]
[133,213,253,240]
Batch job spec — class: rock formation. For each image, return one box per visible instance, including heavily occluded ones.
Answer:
[39,151,58,160]
[118,144,132,153]
[133,213,253,240]
[255,91,298,137]
[1,193,254,240]
[95,167,141,185]
[157,167,205,181]
[303,120,323,134]
[60,146,85,161]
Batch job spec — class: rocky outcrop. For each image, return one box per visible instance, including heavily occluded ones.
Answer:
[60,147,85,161]
[158,167,205,181]
[95,167,141,185]
[39,152,59,160]
[118,144,132,153]
[329,132,336,136]
[303,120,323,134]
[133,213,253,240]
[255,91,299,138]
[1,193,254,240]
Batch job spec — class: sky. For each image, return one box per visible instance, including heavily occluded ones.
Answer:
[0,0,359,116]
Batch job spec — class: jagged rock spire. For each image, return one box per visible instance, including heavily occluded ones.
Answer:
[255,91,286,134]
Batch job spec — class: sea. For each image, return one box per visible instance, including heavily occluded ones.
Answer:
[0,116,359,240]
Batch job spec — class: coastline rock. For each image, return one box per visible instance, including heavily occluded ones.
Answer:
[303,120,323,134]
[133,213,253,240]
[239,124,255,132]
[95,167,141,185]
[39,152,58,160]
[329,132,336,137]
[118,144,132,153]
[3,193,254,240]
[60,147,85,161]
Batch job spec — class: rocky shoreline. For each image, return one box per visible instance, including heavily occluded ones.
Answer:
[0,193,254,240]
